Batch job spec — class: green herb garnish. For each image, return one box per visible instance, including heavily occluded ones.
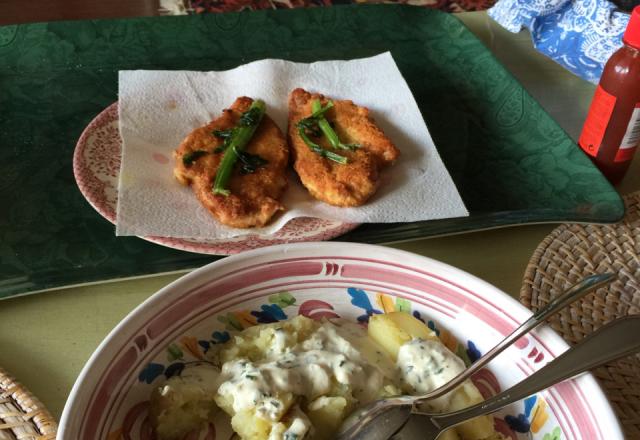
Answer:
[239,105,263,126]
[213,129,234,139]
[182,150,207,166]
[297,116,322,137]
[295,99,358,164]
[296,126,348,164]
[212,99,266,196]
[236,149,268,174]
[212,129,235,153]
[310,100,360,151]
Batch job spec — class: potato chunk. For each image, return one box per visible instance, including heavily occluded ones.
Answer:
[220,315,318,363]
[307,396,349,440]
[440,429,462,440]
[230,409,273,440]
[149,364,220,440]
[368,312,438,359]
[448,382,495,440]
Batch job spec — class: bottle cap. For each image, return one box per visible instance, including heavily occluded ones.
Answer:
[624,6,640,49]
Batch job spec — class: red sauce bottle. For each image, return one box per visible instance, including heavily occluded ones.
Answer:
[578,6,640,184]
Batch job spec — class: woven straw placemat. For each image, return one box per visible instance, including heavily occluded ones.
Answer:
[522,191,640,438]
[0,366,56,440]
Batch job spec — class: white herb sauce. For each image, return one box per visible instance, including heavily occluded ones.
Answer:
[216,321,384,423]
[396,338,466,410]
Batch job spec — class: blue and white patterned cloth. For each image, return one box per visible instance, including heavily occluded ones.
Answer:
[489,0,631,83]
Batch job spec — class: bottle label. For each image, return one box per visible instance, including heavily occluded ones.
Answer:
[615,103,640,162]
[579,86,617,158]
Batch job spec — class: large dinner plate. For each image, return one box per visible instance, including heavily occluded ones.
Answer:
[59,243,622,439]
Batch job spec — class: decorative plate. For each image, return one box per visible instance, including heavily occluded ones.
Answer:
[72,102,358,255]
[59,243,623,440]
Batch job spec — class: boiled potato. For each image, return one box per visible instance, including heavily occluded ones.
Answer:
[230,409,273,440]
[448,381,494,440]
[148,364,220,439]
[307,396,349,440]
[440,428,462,440]
[214,317,325,440]
[368,312,438,359]
[215,390,296,436]
[221,316,318,363]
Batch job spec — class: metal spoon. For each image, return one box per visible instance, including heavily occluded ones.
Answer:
[335,273,615,440]
[392,315,640,440]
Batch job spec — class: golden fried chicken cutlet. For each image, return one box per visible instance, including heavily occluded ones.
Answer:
[288,88,399,207]
[173,97,289,228]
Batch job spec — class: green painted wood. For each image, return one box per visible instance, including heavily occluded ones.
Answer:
[0,5,623,298]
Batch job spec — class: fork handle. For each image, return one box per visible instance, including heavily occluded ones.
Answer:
[421,315,640,431]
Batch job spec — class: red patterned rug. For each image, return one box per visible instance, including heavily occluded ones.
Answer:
[187,0,495,13]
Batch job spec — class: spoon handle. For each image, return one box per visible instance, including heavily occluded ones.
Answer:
[423,315,640,431]
[415,272,614,403]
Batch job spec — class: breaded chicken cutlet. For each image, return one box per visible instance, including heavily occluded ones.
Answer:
[173,97,289,228]
[288,88,399,207]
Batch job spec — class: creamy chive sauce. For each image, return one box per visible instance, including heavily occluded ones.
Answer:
[216,322,385,422]
[396,338,466,411]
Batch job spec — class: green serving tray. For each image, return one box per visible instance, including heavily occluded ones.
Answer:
[0,5,623,299]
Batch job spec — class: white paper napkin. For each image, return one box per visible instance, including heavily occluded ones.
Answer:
[116,53,468,238]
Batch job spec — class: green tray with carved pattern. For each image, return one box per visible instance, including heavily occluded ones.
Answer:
[0,5,623,299]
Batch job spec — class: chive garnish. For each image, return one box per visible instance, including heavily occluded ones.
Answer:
[182,150,207,166]
[296,99,356,164]
[310,100,360,151]
[212,99,266,196]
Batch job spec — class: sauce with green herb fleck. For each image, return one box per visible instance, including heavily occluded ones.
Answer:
[396,338,466,411]
[216,321,385,424]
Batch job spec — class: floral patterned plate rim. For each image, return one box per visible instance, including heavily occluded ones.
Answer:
[72,102,359,255]
[59,242,623,440]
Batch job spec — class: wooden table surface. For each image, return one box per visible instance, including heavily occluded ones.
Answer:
[1,8,639,422]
